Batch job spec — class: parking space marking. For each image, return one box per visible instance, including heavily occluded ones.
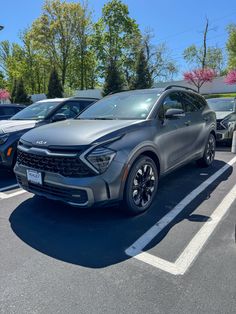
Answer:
[133,184,236,275]
[126,156,236,275]
[0,184,19,192]
[0,189,27,200]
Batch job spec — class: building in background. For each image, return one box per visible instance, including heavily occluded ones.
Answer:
[154,76,235,95]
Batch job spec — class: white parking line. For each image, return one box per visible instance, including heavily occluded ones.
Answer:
[126,156,236,275]
[0,184,19,192]
[0,189,27,200]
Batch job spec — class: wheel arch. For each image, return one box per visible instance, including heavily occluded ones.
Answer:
[119,145,161,200]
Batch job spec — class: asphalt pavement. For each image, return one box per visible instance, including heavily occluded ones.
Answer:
[0,146,236,314]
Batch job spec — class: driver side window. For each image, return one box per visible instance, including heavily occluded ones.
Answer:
[158,92,184,120]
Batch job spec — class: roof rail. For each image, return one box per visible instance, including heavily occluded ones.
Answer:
[164,85,197,93]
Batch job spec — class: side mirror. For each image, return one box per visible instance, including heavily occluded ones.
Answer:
[51,113,67,122]
[165,108,185,119]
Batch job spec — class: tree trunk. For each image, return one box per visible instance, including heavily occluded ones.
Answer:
[202,18,209,69]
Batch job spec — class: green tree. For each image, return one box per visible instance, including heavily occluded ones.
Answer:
[30,0,93,88]
[142,30,178,82]
[133,48,152,89]
[47,68,63,98]
[10,78,17,103]
[226,24,236,69]
[103,59,124,96]
[183,19,224,73]
[94,0,141,88]
[14,78,30,104]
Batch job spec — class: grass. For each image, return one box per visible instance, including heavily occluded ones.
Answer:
[204,93,236,99]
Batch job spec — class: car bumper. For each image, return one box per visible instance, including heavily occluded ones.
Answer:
[216,129,232,142]
[0,142,16,168]
[14,160,126,207]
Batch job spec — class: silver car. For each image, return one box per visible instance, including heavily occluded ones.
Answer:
[207,97,236,144]
[15,86,216,215]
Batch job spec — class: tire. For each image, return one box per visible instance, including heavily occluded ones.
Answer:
[122,156,158,215]
[197,133,216,167]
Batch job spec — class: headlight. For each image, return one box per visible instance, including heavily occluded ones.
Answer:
[86,147,116,173]
[0,134,9,145]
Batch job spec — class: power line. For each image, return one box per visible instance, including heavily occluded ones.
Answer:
[156,10,236,43]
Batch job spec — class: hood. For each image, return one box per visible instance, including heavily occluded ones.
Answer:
[215,111,232,120]
[22,119,144,147]
[0,119,38,135]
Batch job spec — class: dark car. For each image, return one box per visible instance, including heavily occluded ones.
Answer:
[207,97,236,144]
[0,97,98,168]
[0,104,25,120]
[15,86,216,215]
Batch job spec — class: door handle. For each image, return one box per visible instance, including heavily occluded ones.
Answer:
[185,121,191,126]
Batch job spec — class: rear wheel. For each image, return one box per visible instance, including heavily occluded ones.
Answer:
[197,133,216,167]
[123,156,158,215]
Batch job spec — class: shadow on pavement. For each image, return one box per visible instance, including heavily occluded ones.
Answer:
[0,168,16,189]
[9,159,233,268]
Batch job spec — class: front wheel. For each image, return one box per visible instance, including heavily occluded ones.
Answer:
[122,156,158,215]
[197,133,216,167]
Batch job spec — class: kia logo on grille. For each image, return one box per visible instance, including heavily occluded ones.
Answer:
[36,140,47,145]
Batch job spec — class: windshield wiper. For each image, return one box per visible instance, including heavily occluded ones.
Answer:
[77,117,115,120]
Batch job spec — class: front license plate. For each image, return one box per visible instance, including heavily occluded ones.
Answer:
[26,169,43,185]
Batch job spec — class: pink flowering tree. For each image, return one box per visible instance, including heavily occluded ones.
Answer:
[183,68,216,93]
[225,70,236,86]
[0,89,10,102]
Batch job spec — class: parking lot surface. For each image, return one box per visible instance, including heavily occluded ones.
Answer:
[0,147,236,313]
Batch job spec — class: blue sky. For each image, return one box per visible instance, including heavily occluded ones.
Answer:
[1,0,236,77]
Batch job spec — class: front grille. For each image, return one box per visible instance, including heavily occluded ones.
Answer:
[216,120,226,130]
[17,175,88,204]
[17,149,94,178]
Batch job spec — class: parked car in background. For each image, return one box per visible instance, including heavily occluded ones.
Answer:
[207,97,236,144]
[0,104,25,120]
[0,97,98,169]
[15,86,216,215]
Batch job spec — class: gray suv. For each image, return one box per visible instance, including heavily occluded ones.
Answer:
[14,86,216,215]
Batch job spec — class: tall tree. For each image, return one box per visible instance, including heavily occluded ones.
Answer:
[142,30,178,82]
[103,59,124,96]
[10,78,17,103]
[14,78,30,104]
[183,18,224,73]
[47,68,63,98]
[94,0,141,88]
[226,24,236,69]
[30,0,93,88]
[133,48,152,89]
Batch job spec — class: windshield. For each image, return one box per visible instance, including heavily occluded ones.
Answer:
[207,98,235,112]
[10,101,62,120]
[77,91,160,120]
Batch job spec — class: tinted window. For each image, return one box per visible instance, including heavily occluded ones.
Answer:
[180,92,198,112]
[0,106,20,117]
[163,92,184,112]
[11,101,62,120]
[158,92,184,119]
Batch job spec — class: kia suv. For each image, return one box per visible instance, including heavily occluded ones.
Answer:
[15,86,216,215]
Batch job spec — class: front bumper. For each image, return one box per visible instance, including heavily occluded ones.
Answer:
[14,159,126,207]
[0,141,17,168]
[216,129,232,142]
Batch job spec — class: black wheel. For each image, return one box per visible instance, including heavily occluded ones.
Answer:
[123,156,158,215]
[197,133,216,167]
